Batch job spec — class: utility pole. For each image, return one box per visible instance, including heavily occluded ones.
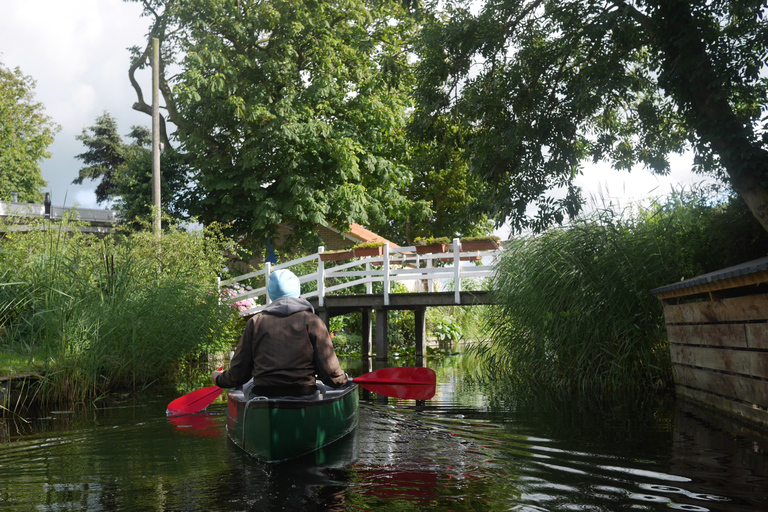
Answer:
[152,37,162,237]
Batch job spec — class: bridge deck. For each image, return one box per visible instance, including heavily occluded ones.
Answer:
[309,290,492,316]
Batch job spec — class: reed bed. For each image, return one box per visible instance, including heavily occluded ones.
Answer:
[0,217,239,405]
[476,186,768,395]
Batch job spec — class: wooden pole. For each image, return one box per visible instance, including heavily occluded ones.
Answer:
[152,37,161,237]
[375,308,388,361]
[361,308,372,357]
[414,307,427,357]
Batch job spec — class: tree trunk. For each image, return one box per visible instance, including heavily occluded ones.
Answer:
[731,174,768,234]
[653,1,768,233]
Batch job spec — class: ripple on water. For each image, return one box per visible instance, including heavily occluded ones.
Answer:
[1,364,766,511]
[360,397,741,512]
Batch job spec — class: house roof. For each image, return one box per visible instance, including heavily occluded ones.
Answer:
[325,222,400,249]
[0,199,119,234]
[347,223,400,248]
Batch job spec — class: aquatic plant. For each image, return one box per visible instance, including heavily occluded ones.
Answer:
[478,185,768,395]
[0,216,238,405]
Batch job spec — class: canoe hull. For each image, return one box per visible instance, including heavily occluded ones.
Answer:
[226,384,359,462]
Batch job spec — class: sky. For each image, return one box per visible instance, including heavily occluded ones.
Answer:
[1,0,718,220]
[0,0,152,209]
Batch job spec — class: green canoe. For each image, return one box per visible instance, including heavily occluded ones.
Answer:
[226,383,359,462]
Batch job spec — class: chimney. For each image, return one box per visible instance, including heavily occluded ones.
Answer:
[44,193,51,219]
[11,191,18,202]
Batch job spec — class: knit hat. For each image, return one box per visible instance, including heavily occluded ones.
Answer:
[267,269,301,300]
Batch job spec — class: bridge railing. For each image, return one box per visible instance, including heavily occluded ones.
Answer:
[218,238,501,316]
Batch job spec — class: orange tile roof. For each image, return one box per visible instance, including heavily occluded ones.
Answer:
[347,223,399,247]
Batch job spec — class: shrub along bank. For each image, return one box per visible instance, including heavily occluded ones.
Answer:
[477,186,768,396]
[0,217,240,406]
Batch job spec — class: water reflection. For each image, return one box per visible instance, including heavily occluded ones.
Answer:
[0,358,767,511]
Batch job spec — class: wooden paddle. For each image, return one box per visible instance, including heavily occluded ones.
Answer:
[166,366,437,416]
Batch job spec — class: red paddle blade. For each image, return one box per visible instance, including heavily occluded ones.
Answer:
[353,366,436,385]
[166,385,223,416]
[352,367,437,400]
[356,381,436,401]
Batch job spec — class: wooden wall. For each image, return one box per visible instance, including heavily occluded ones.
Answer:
[662,294,768,427]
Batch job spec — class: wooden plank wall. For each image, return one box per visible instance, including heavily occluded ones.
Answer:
[663,294,768,427]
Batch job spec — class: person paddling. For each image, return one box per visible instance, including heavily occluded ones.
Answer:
[211,269,348,398]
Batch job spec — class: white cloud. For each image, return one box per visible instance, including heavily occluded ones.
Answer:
[74,189,100,209]
[575,152,718,212]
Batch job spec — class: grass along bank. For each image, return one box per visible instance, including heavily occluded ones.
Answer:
[0,217,241,407]
[474,186,768,396]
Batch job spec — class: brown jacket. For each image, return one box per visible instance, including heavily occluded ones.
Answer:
[214,298,347,393]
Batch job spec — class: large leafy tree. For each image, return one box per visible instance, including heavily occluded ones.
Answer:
[126,0,420,249]
[413,0,768,233]
[0,62,59,203]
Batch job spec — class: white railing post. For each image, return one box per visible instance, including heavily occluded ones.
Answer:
[317,246,325,307]
[264,262,272,304]
[383,243,390,306]
[366,261,372,294]
[426,257,433,292]
[453,237,461,304]
[216,276,221,304]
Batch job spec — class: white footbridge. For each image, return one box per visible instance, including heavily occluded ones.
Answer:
[219,237,502,359]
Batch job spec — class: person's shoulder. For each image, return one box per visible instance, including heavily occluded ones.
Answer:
[246,313,264,326]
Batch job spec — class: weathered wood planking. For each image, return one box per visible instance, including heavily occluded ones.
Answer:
[653,258,768,428]
[670,345,768,377]
[746,324,768,350]
[672,365,768,410]
[675,386,768,427]
[662,294,768,324]
[666,324,749,348]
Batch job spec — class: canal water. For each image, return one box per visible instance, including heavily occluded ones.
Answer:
[1,357,767,511]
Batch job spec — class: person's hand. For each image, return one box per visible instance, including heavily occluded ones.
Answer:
[211,370,223,385]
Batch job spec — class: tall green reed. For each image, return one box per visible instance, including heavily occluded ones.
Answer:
[0,216,239,405]
[477,186,768,396]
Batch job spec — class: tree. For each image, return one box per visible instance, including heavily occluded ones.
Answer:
[412,0,768,233]
[113,143,191,227]
[73,112,126,204]
[126,0,419,249]
[0,62,59,203]
[404,118,494,242]
[75,112,189,224]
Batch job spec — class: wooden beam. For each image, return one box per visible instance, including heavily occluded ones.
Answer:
[361,308,372,357]
[415,307,426,357]
[375,309,388,361]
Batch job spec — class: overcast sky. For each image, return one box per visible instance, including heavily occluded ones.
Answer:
[1,0,717,217]
[0,0,151,209]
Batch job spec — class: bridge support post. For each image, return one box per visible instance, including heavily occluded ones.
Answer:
[318,308,330,331]
[375,308,388,361]
[361,308,373,357]
[414,307,427,357]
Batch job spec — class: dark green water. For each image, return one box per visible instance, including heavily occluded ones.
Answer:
[1,358,767,511]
